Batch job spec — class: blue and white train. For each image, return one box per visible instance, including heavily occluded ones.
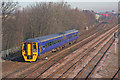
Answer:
[22,29,79,61]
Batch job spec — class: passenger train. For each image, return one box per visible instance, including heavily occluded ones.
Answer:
[22,29,79,62]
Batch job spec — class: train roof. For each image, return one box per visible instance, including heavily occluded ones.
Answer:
[26,29,78,42]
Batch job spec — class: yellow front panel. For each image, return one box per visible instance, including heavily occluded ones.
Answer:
[27,44,31,55]
[22,42,38,62]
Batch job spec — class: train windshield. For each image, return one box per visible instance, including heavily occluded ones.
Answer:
[32,43,37,50]
[23,43,27,50]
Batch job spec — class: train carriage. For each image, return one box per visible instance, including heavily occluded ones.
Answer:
[22,29,79,62]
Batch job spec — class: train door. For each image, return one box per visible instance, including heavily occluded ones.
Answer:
[39,46,42,54]
[63,35,66,44]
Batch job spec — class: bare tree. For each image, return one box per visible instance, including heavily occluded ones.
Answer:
[2,2,98,50]
[1,0,18,21]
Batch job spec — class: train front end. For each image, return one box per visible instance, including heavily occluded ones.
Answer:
[22,41,38,62]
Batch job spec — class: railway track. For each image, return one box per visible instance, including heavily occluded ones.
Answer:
[111,67,120,80]
[74,37,115,79]
[2,24,118,79]
[35,26,117,79]
[85,33,120,80]
[44,28,116,79]
[74,29,120,79]
[19,25,118,79]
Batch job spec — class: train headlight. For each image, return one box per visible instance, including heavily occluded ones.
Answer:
[23,50,26,52]
[24,54,26,56]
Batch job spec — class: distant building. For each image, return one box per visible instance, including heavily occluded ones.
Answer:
[95,14,100,20]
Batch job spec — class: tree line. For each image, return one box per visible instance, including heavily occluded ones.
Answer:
[2,2,96,50]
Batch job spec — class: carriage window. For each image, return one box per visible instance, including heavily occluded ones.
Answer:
[63,36,66,39]
[43,45,45,48]
[58,40,60,43]
[68,36,70,39]
[74,34,76,37]
[49,42,52,46]
[45,43,47,47]
[72,34,74,37]
[50,42,52,46]
[69,36,71,39]
[53,41,56,44]
[60,39,61,42]
[48,43,49,46]
[75,34,77,36]
[23,43,27,50]
[52,41,54,45]
[33,43,37,50]
[72,35,74,37]
[67,36,69,39]
[58,39,61,42]
[73,34,74,37]
[56,40,57,44]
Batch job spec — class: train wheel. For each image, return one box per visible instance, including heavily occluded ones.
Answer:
[51,48,57,52]
[69,42,71,45]
[62,45,65,48]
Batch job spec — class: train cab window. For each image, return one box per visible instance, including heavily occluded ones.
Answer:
[23,43,27,50]
[32,43,37,50]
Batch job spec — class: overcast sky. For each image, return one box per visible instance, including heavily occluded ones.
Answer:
[68,2,118,12]
[11,0,119,12]
[13,0,119,2]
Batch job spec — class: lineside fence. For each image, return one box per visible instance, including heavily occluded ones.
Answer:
[1,46,21,60]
